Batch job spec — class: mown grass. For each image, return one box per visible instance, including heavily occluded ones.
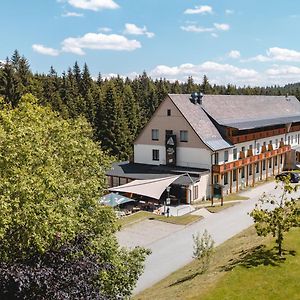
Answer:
[205,202,237,213]
[151,214,201,225]
[134,226,300,300]
[117,211,201,228]
[223,194,249,201]
[117,211,152,228]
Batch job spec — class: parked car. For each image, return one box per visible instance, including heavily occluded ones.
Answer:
[275,171,300,183]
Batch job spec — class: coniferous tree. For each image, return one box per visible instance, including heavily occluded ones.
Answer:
[200,75,212,94]
[122,84,141,140]
[0,58,20,107]
[100,82,131,160]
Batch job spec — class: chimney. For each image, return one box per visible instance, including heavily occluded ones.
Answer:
[189,92,204,105]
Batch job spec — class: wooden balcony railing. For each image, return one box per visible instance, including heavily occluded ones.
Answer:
[290,125,300,132]
[212,145,291,173]
[230,128,286,144]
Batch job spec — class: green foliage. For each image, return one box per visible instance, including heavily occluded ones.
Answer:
[0,95,150,298]
[250,179,300,255]
[193,229,215,274]
[0,94,115,261]
[99,81,131,160]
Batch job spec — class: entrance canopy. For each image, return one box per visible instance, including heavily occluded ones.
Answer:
[100,192,135,207]
[109,175,182,200]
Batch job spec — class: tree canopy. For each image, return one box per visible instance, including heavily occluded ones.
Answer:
[0,94,149,298]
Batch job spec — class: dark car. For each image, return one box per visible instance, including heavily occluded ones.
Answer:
[275,172,300,183]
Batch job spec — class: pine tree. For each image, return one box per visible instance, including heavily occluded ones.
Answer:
[0,58,20,107]
[122,84,141,141]
[100,82,131,160]
[200,75,212,94]
[73,61,81,90]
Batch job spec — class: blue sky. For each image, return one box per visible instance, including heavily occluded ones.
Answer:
[2,0,300,86]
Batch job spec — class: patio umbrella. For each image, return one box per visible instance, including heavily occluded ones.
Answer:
[100,192,135,207]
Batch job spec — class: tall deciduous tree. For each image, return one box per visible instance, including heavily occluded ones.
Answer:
[0,94,149,298]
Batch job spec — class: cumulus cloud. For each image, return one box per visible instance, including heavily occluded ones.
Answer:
[61,11,83,17]
[61,32,141,55]
[149,61,258,86]
[246,47,300,62]
[228,50,241,59]
[32,44,60,56]
[266,65,300,76]
[124,23,155,38]
[65,0,119,11]
[184,5,213,15]
[213,23,230,31]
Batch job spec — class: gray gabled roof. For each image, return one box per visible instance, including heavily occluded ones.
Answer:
[200,94,300,129]
[168,94,300,151]
[169,94,232,151]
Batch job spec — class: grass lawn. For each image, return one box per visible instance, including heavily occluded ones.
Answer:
[134,226,300,300]
[117,211,201,228]
[117,211,152,228]
[205,202,237,213]
[151,214,201,225]
[223,193,249,201]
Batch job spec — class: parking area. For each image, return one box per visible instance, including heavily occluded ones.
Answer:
[116,219,184,248]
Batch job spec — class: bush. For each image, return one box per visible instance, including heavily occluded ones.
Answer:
[193,229,215,274]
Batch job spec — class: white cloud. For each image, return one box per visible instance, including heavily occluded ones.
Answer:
[184,5,213,15]
[149,61,258,86]
[61,11,83,17]
[228,50,241,59]
[65,0,119,11]
[181,23,230,34]
[32,44,60,56]
[98,27,112,32]
[266,65,300,76]
[211,33,218,38]
[124,23,155,38]
[267,47,300,61]
[225,9,234,14]
[214,23,230,31]
[61,32,141,55]
[246,47,300,62]
[181,25,214,33]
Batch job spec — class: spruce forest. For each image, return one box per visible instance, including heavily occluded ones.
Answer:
[1,50,300,160]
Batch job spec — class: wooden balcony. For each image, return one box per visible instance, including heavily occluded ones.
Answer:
[290,124,300,132]
[230,127,286,144]
[212,145,291,173]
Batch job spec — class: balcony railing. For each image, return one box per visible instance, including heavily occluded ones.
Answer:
[230,128,286,144]
[290,125,300,132]
[212,145,291,173]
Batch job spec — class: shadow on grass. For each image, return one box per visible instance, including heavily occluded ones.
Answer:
[168,271,201,287]
[221,245,296,272]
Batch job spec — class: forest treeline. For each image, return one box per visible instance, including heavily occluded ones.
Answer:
[1,50,300,160]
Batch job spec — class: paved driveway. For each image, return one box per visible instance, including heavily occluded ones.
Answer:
[128,181,300,294]
[117,219,183,248]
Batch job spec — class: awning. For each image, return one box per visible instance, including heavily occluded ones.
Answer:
[100,192,135,207]
[109,175,182,200]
